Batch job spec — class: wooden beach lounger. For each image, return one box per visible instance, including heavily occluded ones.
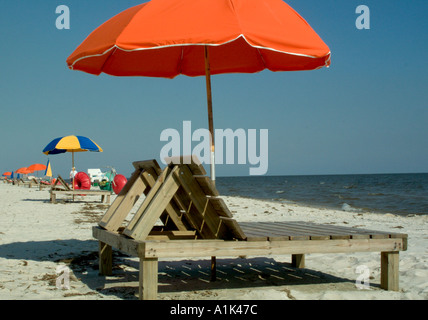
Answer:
[50,174,111,204]
[51,189,111,204]
[93,157,407,300]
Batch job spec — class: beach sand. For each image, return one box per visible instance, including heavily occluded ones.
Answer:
[0,182,427,300]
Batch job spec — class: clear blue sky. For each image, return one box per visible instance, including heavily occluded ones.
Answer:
[1,0,427,178]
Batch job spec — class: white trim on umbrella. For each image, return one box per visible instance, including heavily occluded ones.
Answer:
[69,34,331,71]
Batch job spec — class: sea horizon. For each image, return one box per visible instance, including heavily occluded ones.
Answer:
[215,172,428,216]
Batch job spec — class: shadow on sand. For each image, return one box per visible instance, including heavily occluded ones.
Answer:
[0,239,360,300]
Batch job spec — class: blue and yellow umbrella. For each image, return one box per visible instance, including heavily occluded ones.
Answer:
[43,135,103,155]
[43,135,103,188]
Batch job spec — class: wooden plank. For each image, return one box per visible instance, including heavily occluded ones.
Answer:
[131,163,189,232]
[381,251,399,291]
[99,241,112,276]
[57,175,71,191]
[288,222,370,240]
[238,223,273,241]
[99,169,142,228]
[146,230,197,240]
[125,167,171,232]
[219,217,247,240]
[292,254,305,268]
[51,191,56,204]
[123,166,181,240]
[257,222,336,240]
[149,230,196,237]
[50,175,69,191]
[51,190,111,204]
[52,190,111,196]
[257,222,330,240]
[173,165,229,239]
[172,185,217,239]
[92,226,140,257]
[133,159,163,175]
[139,257,158,300]
[208,197,233,217]
[239,222,291,241]
[142,237,406,259]
[240,222,309,241]
[271,221,370,240]
[99,171,147,231]
[283,221,393,239]
[165,155,206,175]
[194,176,219,196]
[140,167,188,232]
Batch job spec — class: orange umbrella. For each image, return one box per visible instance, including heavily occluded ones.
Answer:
[67,0,331,180]
[2,172,12,176]
[15,167,33,174]
[27,164,47,172]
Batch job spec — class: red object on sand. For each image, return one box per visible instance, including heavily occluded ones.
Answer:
[112,174,127,195]
[73,172,91,190]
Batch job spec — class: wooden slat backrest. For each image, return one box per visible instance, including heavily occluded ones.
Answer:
[98,157,246,241]
[99,168,149,231]
[99,160,187,233]
[123,166,181,240]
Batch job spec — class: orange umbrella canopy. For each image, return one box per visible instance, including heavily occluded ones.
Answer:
[67,0,330,181]
[27,164,47,172]
[67,0,331,77]
[15,167,33,174]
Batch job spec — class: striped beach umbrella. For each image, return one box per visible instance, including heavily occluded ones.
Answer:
[43,135,103,155]
[42,135,103,189]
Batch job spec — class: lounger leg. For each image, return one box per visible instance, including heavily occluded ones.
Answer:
[381,251,399,291]
[139,257,158,300]
[292,254,305,268]
[210,256,216,281]
[99,241,112,276]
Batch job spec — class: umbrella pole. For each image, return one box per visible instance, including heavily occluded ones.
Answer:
[72,151,75,201]
[205,46,217,282]
[204,46,215,184]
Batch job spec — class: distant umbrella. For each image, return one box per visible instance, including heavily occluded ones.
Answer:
[15,167,33,174]
[42,135,103,190]
[27,163,47,172]
[2,172,12,177]
[45,159,52,178]
[15,167,33,179]
[27,163,47,178]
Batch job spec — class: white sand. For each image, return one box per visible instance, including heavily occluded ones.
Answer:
[0,182,427,300]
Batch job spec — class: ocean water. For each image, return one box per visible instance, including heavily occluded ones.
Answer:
[215,173,428,216]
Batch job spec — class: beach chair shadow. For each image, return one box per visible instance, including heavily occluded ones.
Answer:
[90,257,359,300]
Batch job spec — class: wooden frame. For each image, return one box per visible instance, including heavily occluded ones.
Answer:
[92,158,408,300]
[93,226,406,299]
[50,190,111,204]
